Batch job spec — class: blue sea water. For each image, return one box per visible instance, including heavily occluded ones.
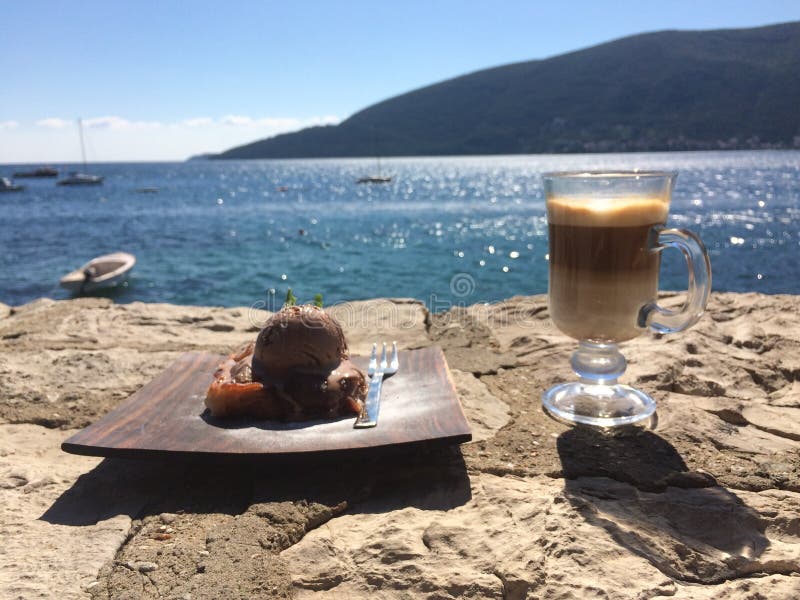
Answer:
[1,151,799,310]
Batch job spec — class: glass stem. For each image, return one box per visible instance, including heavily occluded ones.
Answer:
[570,342,627,385]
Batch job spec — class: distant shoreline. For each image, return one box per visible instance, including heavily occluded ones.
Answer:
[3,147,799,167]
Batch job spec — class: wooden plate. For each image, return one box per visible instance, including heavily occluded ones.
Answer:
[61,346,472,461]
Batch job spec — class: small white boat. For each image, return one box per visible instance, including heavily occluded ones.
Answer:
[356,153,392,184]
[356,175,392,184]
[60,252,136,293]
[0,177,24,192]
[58,172,104,186]
[57,119,104,186]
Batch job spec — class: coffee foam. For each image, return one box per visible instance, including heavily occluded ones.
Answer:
[547,196,669,227]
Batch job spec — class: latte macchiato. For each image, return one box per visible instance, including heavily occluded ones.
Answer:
[541,170,711,428]
[547,196,669,342]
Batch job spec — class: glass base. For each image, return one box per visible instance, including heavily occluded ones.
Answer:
[542,381,656,427]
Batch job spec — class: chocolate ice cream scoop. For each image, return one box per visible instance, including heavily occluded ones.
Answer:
[205,304,366,420]
[252,304,348,379]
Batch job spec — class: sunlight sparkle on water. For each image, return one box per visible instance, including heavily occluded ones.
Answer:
[2,152,799,308]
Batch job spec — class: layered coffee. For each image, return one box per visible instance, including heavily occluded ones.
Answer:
[547,196,669,342]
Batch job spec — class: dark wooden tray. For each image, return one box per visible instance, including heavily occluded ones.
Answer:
[62,346,471,461]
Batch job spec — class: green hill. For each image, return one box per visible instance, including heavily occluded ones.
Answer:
[214,21,800,159]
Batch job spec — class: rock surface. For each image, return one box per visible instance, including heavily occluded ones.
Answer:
[0,425,133,599]
[0,293,798,599]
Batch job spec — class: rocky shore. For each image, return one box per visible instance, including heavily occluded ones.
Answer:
[1,293,799,599]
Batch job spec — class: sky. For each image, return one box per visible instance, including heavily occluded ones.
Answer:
[2,0,799,163]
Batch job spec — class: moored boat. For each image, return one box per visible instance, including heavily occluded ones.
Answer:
[13,167,58,178]
[58,173,104,186]
[0,177,24,192]
[57,119,103,186]
[356,138,392,184]
[356,175,392,184]
[59,252,136,293]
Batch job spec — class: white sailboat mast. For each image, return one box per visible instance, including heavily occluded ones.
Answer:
[78,118,87,169]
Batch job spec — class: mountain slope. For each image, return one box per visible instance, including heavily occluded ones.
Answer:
[215,21,800,158]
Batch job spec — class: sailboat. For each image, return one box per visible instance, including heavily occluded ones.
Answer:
[356,155,392,184]
[58,119,104,186]
[0,177,25,192]
[356,131,393,184]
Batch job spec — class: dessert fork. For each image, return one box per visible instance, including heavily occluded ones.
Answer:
[354,341,398,428]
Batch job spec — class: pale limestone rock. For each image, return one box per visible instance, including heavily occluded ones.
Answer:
[741,404,800,441]
[428,301,527,374]
[0,293,799,599]
[457,295,556,363]
[771,380,800,408]
[450,369,511,442]
[0,425,134,599]
[328,297,430,356]
[0,298,268,353]
[283,473,800,598]
[0,348,182,428]
[660,394,800,455]
[0,296,428,356]
[671,576,800,599]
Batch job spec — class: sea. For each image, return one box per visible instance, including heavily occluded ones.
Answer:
[1,150,799,311]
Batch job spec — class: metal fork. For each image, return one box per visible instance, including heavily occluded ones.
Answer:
[354,341,399,428]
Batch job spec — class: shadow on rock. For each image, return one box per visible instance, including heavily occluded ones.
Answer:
[326,445,472,515]
[557,427,770,584]
[40,445,471,526]
[556,426,713,492]
[39,458,254,526]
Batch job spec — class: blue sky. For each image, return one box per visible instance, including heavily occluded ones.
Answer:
[2,0,798,162]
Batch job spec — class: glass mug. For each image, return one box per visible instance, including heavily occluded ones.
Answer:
[542,171,711,427]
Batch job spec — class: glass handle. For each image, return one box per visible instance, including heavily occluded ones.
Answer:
[640,227,712,334]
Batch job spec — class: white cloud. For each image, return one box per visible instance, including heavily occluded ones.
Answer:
[219,114,340,128]
[36,117,71,129]
[83,116,163,130]
[253,117,298,128]
[0,120,19,130]
[220,114,258,127]
[182,117,213,127]
[2,113,344,162]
